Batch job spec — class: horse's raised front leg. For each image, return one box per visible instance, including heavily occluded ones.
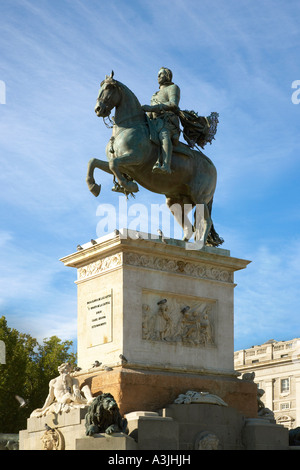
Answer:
[86,158,112,197]
[109,154,139,194]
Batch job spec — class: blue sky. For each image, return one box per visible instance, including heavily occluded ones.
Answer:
[0,0,299,351]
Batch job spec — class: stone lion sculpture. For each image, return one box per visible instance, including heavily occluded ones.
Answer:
[85,393,128,436]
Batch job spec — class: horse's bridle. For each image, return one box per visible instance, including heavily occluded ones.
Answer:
[95,75,144,127]
[95,78,120,119]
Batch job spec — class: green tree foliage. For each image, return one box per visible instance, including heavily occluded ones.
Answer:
[0,316,76,433]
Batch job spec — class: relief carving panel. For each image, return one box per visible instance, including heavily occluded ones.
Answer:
[142,292,216,347]
[123,252,233,283]
[78,253,122,280]
[77,251,233,284]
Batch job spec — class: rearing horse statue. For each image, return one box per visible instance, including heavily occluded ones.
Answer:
[86,72,223,247]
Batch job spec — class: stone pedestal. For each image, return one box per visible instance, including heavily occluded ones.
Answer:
[126,411,179,450]
[19,402,289,451]
[19,407,88,450]
[124,406,289,450]
[19,406,138,450]
[75,433,138,450]
[162,403,245,450]
[19,231,291,450]
[18,230,293,451]
[76,366,257,418]
[60,230,257,418]
[242,418,289,450]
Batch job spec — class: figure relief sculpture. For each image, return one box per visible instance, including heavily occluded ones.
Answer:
[30,363,94,418]
[41,427,64,450]
[195,431,221,450]
[142,297,215,346]
[174,390,228,407]
[86,69,223,247]
[241,371,275,421]
[257,387,275,421]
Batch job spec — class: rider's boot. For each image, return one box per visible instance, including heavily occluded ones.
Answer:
[152,159,162,172]
[160,138,172,174]
[160,153,172,174]
[152,136,172,174]
[112,182,125,194]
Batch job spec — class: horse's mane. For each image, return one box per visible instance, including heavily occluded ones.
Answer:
[115,80,142,109]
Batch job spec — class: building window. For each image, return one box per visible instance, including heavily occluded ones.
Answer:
[280,378,290,393]
[280,402,290,410]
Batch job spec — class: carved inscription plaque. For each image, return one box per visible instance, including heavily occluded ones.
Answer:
[87,289,113,347]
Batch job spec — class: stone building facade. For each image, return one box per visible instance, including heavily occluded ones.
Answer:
[234,338,300,430]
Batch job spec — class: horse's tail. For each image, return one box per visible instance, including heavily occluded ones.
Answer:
[206,198,224,247]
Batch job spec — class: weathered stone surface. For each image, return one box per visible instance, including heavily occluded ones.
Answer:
[60,230,250,375]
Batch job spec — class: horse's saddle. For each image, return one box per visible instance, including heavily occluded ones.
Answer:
[145,114,197,159]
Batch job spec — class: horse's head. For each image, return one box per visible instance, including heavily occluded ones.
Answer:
[95,71,121,118]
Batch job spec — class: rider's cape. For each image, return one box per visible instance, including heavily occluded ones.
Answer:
[178,110,219,149]
[146,109,219,151]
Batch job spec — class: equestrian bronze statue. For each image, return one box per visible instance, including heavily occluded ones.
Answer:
[86,70,223,247]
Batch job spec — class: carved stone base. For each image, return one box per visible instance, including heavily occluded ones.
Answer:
[19,231,288,451]
[60,230,251,376]
[60,230,256,426]
[75,433,137,450]
[19,407,88,450]
[76,366,258,419]
[19,399,288,450]
[19,407,138,450]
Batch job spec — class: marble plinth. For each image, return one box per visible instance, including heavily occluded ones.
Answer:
[60,230,257,418]
[60,230,250,375]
